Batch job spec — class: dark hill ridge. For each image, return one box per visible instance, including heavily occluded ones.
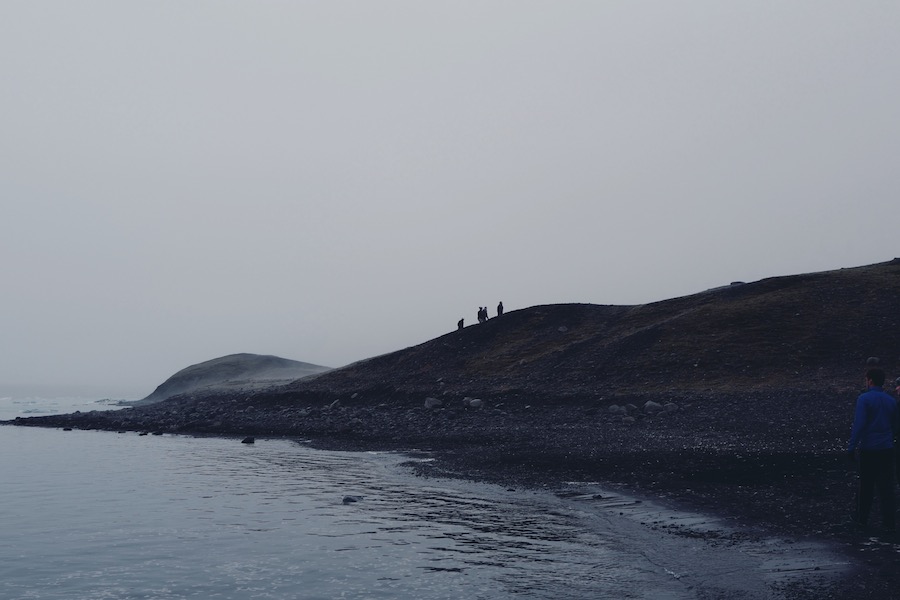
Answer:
[135,353,331,405]
[285,258,900,401]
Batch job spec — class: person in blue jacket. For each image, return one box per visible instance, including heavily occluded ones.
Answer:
[847,368,898,531]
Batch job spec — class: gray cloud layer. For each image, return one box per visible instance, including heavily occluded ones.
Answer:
[2,2,897,396]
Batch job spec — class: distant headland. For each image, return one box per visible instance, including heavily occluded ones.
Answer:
[130,353,331,406]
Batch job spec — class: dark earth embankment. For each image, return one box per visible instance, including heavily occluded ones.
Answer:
[10,258,900,598]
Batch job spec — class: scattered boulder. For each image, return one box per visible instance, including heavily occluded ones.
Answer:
[608,405,627,415]
[463,397,484,409]
[643,400,663,414]
[664,402,679,413]
[424,397,443,409]
[241,436,255,444]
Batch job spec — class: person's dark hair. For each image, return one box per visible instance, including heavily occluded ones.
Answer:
[866,368,886,387]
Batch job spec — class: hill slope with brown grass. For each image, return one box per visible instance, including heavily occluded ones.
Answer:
[286,258,900,401]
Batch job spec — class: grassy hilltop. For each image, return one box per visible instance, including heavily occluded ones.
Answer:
[286,258,900,401]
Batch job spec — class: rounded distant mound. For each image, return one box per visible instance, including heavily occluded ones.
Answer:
[135,353,331,405]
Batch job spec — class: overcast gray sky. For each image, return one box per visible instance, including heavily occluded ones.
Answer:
[2,2,898,398]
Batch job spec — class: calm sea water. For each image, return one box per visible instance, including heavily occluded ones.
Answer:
[0,393,847,599]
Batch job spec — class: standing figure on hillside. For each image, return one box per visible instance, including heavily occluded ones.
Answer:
[457,318,464,330]
[497,301,504,317]
[847,367,898,533]
[477,307,485,323]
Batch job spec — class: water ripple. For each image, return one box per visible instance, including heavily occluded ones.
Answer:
[0,427,846,599]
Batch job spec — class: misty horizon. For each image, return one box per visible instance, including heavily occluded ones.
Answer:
[3,2,898,395]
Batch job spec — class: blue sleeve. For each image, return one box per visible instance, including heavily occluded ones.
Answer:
[847,396,867,451]
[894,400,900,439]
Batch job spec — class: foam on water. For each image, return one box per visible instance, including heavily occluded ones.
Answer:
[0,392,126,421]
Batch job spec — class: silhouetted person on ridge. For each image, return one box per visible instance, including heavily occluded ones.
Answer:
[457,318,464,330]
[497,301,504,317]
